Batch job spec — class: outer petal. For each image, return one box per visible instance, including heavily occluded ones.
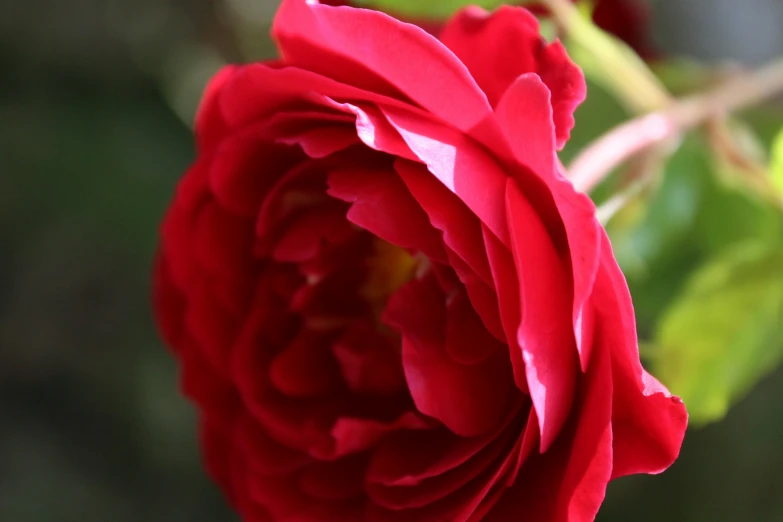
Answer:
[483,334,613,522]
[494,74,600,372]
[272,0,492,132]
[440,5,586,148]
[593,231,687,478]
[195,65,239,152]
[506,178,577,452]
[153,252,186,350]
[217,63,439,132]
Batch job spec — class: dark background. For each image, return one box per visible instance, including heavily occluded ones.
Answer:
[2,0,783,520]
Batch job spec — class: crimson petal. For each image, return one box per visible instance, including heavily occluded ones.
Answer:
[593,231,687,478]
[440,5,585,149]
[272,0,492,132]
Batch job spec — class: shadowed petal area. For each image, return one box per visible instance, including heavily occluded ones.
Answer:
[327,166,448,263]
[332,324,407,396]
[318,413,433,460]
[271,204,355,263]
[445,287,505,365]
[299,454,368,500]
[269,329,343,397]
[384,273,514,437]
[366,425,514,510]
[209,136,303,217]
[367,428,491,488]
[394,160,505,342]
[394,159,493,286]
[235,412,312,476]
[483,224,528,393]
[440,5,586,148]
[483,336,613,522]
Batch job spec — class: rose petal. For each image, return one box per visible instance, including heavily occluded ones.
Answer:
[153,253,186,349]
[443,250,506,343]
[193,200,255,277]
[506,178,578,452]
[315,412,432,460]
[393,159,493,285]
[235,412,311,476]
[160,158,210,289]
[181,334,240,426]
[385,274,514,437]
[325,101,419,160]
[195,65,238,151]
[269,329,343,397]
[482,225,528,393]
[444,287,505,365]
[366,426,513,509]
[451,408,538,520]
[272,204,354,263]
[495,74,601,371]
[380,106,511,245]
[299,454,367,500]
[248,473,311,520]
[255,158,331,256]
[209,136,303,217]
[219,63,437,132]
[185,281,240,379]
[368,428,489,487]
[332,323,407,396]
[592,231,687,478]
[278,126,360,158]
[290,259,369,320]
[272,0,491,132]
[440,5,585,148]
[327,166,448,263]
[482,337,613,522]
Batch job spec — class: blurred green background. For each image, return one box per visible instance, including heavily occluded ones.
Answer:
[2,0,783,521]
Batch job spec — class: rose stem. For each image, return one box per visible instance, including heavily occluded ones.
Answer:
[569,58,783,193]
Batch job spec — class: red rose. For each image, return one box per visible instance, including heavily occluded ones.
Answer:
[154,1,686,521]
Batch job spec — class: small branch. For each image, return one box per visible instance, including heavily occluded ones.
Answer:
[541,0,671,113]
[569,58,783,193]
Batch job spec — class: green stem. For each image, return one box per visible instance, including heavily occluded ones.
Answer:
[569,58,783,193]
[541,0,671,113]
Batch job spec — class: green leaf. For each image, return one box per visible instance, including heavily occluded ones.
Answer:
[651,243,783,425]
[605,135,782,335]
[352,0,510,19]
[558,3,669,114]
[770,126,783,195]
[609,137,709,332]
